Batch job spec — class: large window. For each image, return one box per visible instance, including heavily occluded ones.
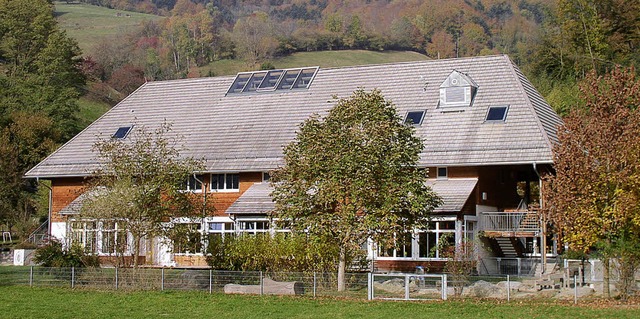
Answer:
[417,221,455,259]
[70,220,128,255]
[376,220,457,260]
[210,173,239,191]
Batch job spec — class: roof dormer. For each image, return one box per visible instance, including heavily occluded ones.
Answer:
[438,70,478,109]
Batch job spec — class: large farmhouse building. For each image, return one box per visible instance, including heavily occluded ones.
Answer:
[26,55,562,274]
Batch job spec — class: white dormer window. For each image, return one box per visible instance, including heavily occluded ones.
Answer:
[439,70,478,109]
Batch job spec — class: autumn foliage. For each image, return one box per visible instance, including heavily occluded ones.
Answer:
[544,66,640,299]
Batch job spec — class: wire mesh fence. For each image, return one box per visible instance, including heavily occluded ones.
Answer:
[1,266,630,302]
[0,266,368,298]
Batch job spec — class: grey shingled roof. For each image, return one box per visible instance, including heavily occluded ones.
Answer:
[225,183,274,215]
[25,55,561,178]
[58,188,104,215]
[224,178,476,215]
[426,178,478,212]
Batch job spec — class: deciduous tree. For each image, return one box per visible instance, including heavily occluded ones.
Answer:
[271,89,441,291]
[543,67,640,300]
[81,123,208,268]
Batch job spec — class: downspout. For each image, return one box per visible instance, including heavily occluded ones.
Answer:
[532,163,547,273]
[36,177,52,240]
[193,174,207,254]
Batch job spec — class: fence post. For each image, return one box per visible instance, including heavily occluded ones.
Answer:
[404,274,410,300]
[161,267,165,291]
[441,274,448,300]
[574,275,578,304]
[209,269,212,294]
[367,273,372,300]
[259,271,264,296]
[517,258,522,276]
[29,266,33,287]
[313,272,317,298]
[115,267,118,290]
[507,275,510,302]
[71,267,75,289]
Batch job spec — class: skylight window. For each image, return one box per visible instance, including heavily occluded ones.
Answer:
[277,69,301,90]
[485,106,509,122]
[258,70,284,90]
[243,72,267,92]
[404,111,425,126]
[112,126,132,139]
[227,67,318,95]
[228,73,251,94]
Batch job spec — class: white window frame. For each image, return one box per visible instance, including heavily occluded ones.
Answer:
[210,173,240,192]
[374,217,457,261]
[69,219,129,256]
[182,174,204,193]
[437,167,448,179]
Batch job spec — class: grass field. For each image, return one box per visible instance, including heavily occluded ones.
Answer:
[0,286,638,319]
[53,2,162,54]
[201,50,429,76]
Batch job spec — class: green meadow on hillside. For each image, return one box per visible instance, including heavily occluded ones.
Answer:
[54,1,161,54]
[202,50,429,76]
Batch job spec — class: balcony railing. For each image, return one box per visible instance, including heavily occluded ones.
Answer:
[479,211,540,234]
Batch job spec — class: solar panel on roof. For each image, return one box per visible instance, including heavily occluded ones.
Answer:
[486,106,508,121]
[112,126,132,139]
[404,111,425,125]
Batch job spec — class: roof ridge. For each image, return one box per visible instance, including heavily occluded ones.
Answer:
[504,56,558,157]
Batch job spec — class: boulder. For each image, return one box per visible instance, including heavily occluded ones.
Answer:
[224,278,304,295]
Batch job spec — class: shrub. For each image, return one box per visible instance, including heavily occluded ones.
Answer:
[33,241,100,268]
[206,233,364,273]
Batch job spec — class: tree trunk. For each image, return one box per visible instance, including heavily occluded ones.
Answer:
[337,246,346,292]
[603,257,610,298]
[132,235,140,269]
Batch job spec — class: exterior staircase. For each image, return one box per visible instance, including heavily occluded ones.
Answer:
[495,237,518,257]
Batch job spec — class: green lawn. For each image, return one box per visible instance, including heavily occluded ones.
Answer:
[201,50,429,76]
[53,1,162,54]
[0,286,638,319]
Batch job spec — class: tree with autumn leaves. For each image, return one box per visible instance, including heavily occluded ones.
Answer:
[544,67,640,300]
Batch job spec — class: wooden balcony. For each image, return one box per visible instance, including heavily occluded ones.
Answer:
[479,211,540,237]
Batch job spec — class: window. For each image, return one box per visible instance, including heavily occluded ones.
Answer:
[227,73,251,93]
[417,221,455,258]
[243,72,267,92]
[112,126,132,139]
[262,172,271,182]
[258,70,284,90]
[70,221,97,253]
[404,111,425,126]
[237,220,270,235]
[183,174,204,192]
[485,106,508,122]
[70,220,128,255]
[277,69,300,90]
[210,173,239,191]
[438,71,478,108]
[379,232,413,258]
[227,67,318,94]
[172,223,202,254]
[437,167,448,179]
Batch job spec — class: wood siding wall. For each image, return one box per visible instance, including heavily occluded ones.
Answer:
[51,178,86,222]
